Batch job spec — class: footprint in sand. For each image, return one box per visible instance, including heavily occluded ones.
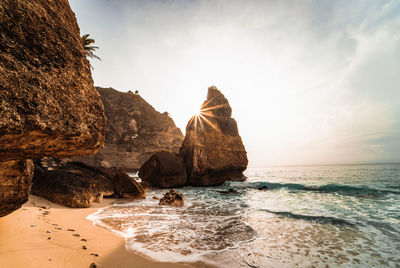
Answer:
[82,246,87,250]
[73,233,80,237]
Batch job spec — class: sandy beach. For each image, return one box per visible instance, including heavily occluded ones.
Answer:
[0,195,199,268]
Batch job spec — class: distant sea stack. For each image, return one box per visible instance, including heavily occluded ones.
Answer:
[0,0,105,216]
[180,86,248,186]
[72,87,184,171]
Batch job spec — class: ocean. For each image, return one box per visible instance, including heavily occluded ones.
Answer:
[87,164,400,267]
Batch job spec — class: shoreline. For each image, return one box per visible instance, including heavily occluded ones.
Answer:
[0,195,199,268]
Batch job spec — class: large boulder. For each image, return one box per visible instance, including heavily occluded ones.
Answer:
[0,160,34,217]
[112,169,146,199]
[138,151,187,188]
[73,87,184,171]
[0,0,105,216]
[31,159,114,208]
[180,86,248,186]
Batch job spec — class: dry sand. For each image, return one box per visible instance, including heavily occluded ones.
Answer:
[0,195,208,268]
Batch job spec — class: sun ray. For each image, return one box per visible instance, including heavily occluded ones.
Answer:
[198,114,205,130]
[200,97,214,110]
[200,103,228,112]
[194,115,198,132]
[187,116,194,128]
[199,110,223,119]
[199,113,220,133]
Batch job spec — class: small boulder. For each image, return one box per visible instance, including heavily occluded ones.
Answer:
[159,190,184,207]
[139,151,187,188]
[217,188,238,194]
[112,170,146,199]
[258,185,269,191]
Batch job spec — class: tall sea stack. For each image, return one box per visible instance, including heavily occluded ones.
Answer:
[0,0,105,216]
[180,86,248,186]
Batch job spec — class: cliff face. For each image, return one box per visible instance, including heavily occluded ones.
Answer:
[0,0,105,216]
[180,86,248,186]
[0,0,105,159]
[73,87,184,171]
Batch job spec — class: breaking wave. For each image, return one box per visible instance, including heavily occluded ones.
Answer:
[226,181,400,197]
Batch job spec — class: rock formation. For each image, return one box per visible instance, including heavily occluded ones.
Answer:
[112,169,146,199]
[31,159,114,208]
[73,87,184,171]
[159,190,184,207]
[139,151,187,188]
[31,159,145,208]
[180,86,248,186]
[0,160,34,217]
[0,0,105,160]
[0,0,105,216]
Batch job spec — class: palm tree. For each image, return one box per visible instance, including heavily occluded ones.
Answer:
[81,34,101,68]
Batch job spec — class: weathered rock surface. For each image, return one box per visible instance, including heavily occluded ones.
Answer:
[0,0,105,160]
[31,159,146,207]
[180,86,248,186]
[31,159,114,208]
[0,160,34,217]
[73,87,184,171]
[138,151,187,188]
[159,190,184,207]
[112,169,146,199]
[0,0,105,216]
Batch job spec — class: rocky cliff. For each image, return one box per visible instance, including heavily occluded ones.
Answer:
[180,86,248,186]
[73,87,184,171]
[0,0,105,216]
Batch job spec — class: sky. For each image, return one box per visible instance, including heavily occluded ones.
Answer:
[69,0,400,167]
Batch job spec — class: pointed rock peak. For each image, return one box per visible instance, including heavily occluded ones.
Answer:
[206,86,224,100]
[180,86,248,186]
[201,86,232,118]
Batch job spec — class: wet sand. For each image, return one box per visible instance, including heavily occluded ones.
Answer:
[0,195,199,268]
